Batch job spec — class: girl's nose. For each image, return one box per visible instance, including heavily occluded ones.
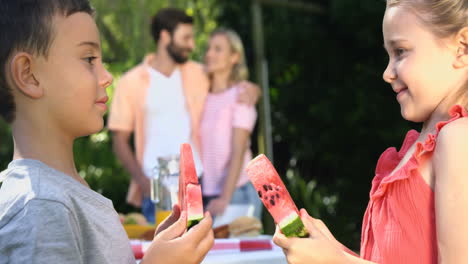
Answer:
[383,61,396,84]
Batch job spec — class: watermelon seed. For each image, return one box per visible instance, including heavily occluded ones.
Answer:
[258,191,262,198]
[263,185,268,191]
[270,195,274,200]
[270,199,275,206]
[276,193,280,198]
[268,185,273,190]
[275,187,280,191]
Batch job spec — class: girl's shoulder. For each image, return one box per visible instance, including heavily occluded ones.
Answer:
[432,107,468,178]
[435,116,468,154]
[435,105,468,148]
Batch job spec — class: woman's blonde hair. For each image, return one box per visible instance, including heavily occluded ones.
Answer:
[210,28,249,83]
[386,0,467,38]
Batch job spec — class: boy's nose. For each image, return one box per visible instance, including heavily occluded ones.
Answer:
[100,67,114,89]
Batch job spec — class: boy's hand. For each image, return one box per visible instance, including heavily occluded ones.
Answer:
[142,211,214,264]
[154,204,181,236]
[237,81,261,106]
[273,209,348,264]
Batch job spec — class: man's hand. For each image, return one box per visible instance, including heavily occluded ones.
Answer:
[237,81,261,106]
[206,197,229,216]
[112,130,151,196]
[135,174,151,197]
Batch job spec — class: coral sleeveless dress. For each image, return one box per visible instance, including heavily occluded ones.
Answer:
[360,105,468,264]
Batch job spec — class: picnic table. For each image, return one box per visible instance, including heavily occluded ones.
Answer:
[132,236,287,264]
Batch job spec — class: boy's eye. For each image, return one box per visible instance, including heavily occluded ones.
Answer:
[85,56,97,65]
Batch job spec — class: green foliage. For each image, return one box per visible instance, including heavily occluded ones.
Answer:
[92,0,219,64]
[0,120,13,171]
[215,0,417,249]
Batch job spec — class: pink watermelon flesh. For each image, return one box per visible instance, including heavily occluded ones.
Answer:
[246,154,308,237]
[186,183,204,228]
[179,143,203,228]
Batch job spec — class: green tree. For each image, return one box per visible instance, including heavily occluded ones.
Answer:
[215,0,416,249]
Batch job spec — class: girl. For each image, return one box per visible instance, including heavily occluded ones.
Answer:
[201,28,262,220]
[274,0,468,263]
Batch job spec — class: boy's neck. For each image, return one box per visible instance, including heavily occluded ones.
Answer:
[11,120,89,187]
[151,46,178,77]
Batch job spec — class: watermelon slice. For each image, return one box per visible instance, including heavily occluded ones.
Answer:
[179,143,204,229]
[245,154,308,238]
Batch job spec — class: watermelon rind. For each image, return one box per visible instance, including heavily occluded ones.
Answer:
[186,182,204,229]
[279,212,309,238]
[187,214,204,229]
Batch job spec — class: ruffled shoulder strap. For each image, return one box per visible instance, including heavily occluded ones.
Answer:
[415,105,468,158]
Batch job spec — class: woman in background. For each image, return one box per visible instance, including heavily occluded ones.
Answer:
[200,28,262,220]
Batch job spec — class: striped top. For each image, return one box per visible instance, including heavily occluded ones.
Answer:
[361,105,468,264]
[200,85,257,196]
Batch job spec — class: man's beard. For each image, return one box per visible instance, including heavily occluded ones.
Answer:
[167,41,190,64]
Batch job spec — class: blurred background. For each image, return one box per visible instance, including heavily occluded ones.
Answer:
[0,0,418,250]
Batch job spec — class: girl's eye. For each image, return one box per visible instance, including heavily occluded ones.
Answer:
[394,48,405,57]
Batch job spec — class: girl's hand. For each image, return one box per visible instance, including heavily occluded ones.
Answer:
[273,209,349,264]
[206,197,229,216]
[142,211,214,264]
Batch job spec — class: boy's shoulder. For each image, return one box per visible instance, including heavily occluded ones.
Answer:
[0,160,77,228]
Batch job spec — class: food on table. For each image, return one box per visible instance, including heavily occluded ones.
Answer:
[213,224,230,238]
[246,154,308,237]
[123,212,148,226]
[228,216,262,238]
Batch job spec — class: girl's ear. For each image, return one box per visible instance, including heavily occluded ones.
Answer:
[453,27,468,69]
[10,52,43,99]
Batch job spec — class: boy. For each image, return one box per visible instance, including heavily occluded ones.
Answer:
[0,1,214,263]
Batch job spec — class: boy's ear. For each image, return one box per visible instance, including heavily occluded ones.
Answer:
[453,27,468,69]
[10,52,43,99]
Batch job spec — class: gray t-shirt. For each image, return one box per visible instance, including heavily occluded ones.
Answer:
[0,159,136,264]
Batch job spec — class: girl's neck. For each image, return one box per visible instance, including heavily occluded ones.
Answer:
[11,119,88,187]
[421,97,465,136]
[210,71,232,93]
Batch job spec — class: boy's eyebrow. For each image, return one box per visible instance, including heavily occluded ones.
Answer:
[77,41,100,49]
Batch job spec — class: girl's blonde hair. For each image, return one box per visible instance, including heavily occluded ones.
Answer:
[210,28,249,83]
[386,0,467,38]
